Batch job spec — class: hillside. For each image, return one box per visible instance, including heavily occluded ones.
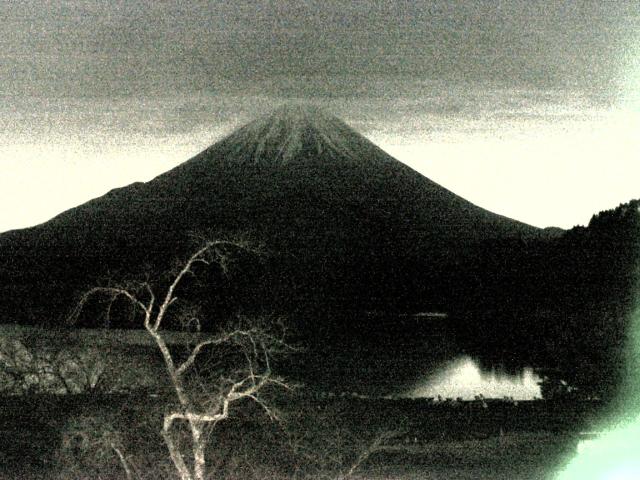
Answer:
[0,104,544,324]
[1,106,636,397]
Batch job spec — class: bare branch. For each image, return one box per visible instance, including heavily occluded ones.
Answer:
[175,330,247,377]
[68,286,151,328]
[341,430,404,479]
[154,240,248,331]
[67,237,289,480]
[110,443,134,480]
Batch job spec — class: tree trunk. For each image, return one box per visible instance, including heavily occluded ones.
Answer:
[192,423,207,480]
[163,415,193,480]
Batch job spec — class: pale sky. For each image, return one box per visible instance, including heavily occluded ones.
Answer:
[1,1,639,233]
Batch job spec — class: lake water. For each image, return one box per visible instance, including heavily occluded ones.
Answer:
[404,355,541,400]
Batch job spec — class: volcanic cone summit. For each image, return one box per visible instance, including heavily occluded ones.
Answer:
[215,103,374,166]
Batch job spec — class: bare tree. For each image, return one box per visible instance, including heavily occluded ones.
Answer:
[0,329,107,395]
[70,240,292,480]
[58,415,136,480]
[285,400,406,480]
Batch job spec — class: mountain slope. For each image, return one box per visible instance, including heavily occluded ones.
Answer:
[0,104,545,325]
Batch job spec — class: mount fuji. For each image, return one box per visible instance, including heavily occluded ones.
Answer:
[0,104,546,325]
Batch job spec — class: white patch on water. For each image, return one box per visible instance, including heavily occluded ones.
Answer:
[406,355,541,400]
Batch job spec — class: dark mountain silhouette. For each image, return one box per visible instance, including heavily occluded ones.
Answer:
[0,104,542,320]
[0,105,636,397]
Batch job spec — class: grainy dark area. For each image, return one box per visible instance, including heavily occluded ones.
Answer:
[0,393,603,479]
[1,2,639,479]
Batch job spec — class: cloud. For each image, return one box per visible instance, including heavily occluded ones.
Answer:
[1,1,637,97]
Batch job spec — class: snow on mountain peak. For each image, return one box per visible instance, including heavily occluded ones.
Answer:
[221,104,365,164]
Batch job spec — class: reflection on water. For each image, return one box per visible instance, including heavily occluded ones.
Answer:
[405,355,541,400]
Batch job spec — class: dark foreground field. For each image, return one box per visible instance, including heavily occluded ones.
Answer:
[363,432,575,480]
[0,393,601,479]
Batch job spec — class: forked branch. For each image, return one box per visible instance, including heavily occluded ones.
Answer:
[70,239,290,480]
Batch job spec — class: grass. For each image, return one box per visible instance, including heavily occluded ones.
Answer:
[367,432,575,479]
[0,393,596,480]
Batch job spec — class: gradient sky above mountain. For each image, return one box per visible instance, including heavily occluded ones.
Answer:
[1,0,639,232]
